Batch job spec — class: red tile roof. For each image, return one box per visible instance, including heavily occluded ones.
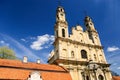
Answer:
[0,59,72,80]
[113,76,120,80]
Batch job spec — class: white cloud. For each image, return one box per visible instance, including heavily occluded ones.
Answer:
[29,37,36,40]
[20,37,36,43]
[30,34,54,50]
[112,63,117,66]
[0,40,5,44]
[21,38,26,42]
[107,46,120,52]
[0,40,9,46]
[117,67,120,70]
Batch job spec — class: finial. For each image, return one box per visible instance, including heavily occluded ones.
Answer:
[57,0,61,6]
[77,21,80,25]
[84,10,88,17]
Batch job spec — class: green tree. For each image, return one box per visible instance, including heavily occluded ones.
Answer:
[0,46,17,59]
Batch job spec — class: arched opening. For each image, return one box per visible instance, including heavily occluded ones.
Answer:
[98,75,104,80]
[81,50,87,59]
[62,29,65,37]
[86,76,90,80]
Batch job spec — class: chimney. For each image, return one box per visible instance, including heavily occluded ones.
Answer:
[23,56,28,63]
[37,59,40,64]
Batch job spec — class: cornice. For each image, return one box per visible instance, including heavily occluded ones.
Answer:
[54,37,103,49]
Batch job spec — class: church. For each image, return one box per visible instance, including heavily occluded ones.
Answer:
[0,6,119,80]
[48,6,112,80]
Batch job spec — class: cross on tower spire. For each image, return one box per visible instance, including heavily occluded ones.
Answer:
[84,10,88,17]
[57,0,61,6]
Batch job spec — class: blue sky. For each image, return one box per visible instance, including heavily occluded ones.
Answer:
[0,0,120,74]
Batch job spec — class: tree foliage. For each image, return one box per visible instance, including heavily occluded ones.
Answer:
[0,46,17,59]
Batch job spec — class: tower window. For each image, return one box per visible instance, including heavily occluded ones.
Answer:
[61,9,63,12]
[90,23,92,25]
[98,75,104,80]
[86,24,88,26]
[81,50,87,59]
[94,54,97,61]
[71,51,74,58]
[60,13,63,16]
[62,29,65,37]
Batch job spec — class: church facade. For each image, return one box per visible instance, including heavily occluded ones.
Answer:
[48,6,112,80]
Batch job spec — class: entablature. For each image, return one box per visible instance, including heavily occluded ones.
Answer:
[54,37,103,49]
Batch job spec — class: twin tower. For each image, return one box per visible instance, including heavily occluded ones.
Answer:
[48,6,112,80]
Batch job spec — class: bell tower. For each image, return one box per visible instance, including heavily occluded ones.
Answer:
[54,6,69,38]
[56,6,66,22]
[85,16,101,45]
[85,16,96,31]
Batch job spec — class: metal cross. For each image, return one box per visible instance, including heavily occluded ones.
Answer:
[57,0,61,6]
[84,10,88,16]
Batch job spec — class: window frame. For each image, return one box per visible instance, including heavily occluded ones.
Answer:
[62,28,65,37]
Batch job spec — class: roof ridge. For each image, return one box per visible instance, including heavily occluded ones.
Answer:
[59,65,69,72]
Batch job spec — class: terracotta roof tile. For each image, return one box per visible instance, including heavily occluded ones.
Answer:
[41,71,72,80]
[0,59,66,71]
[113,76,120,80]
[0,68,30,79]
[0,59,72,80]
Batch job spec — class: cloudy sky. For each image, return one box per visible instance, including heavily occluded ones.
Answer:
[0,0,120,74]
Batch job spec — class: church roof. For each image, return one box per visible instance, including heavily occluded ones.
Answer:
[0,59,72,80]
[113,76,120,80]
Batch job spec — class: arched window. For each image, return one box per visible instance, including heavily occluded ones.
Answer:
[86,76,90,80]
[62,29,65,37]
[61,9,62,12]
[81,50,87,59]
[71,51,74,58]
[98,75,104,80]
